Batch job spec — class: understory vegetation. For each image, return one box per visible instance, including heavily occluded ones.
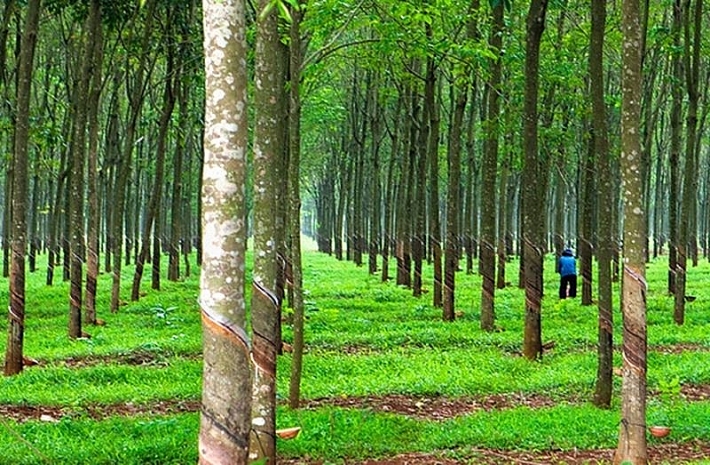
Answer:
[2,248,710,464]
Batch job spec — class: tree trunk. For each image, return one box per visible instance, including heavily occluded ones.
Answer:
[198,0,251,461]
[5,0,41,376]
[287,4,306,411]
[248,0,284,460]
[613,0,647,461]
[480,1,503,332]
[368,74,382,276]
[131,16,176,301]
[444,85,467,321]
[69,0,100,339]
[590,0,613,409]
[425,46,442,308]
[110,0,156,313]
[521,0,548,361]
[85,3,103,325]
[580,128,594,306]
[668,0,682,297]
[675,0,702,325]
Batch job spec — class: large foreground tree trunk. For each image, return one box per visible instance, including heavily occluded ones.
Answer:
[198,0,251,462]
[248,0,283,460]
[614,0,648,462]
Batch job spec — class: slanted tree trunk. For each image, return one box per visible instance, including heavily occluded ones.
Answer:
[5,0,41,376]
[521,0,548,361]
[198,0,251,461]
[590,0,613,408]
[614,0,647,461]
[110,0,156,313]
[131,14,176,301]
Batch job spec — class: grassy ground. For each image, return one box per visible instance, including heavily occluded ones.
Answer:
[1,247,710,464]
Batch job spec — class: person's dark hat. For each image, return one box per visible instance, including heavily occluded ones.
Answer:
[562,248,573,256]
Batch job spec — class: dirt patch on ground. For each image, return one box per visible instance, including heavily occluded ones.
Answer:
[652,343,710,355]
[681,383,710,401]
[279,440,710,464]
[0,400,200,423]
[300,392,560,420]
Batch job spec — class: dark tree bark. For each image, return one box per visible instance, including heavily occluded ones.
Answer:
[675,0,702,325]
[288,3,306,410]
[85,1,103,326]
[443,84,467,321]
[424,44,442,308]
[480,1,503,332]
[5,0,41,376]
[368,74,382,276]
[668,0,682,296]
[110,0,156,313]
[590,0,613,409]
[521,0,548,361]
[131,12,176,301]
[579,128,594,306]
[69,0,101,339]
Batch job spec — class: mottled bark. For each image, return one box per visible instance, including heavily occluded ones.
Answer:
[198,0,251,462]
[613,0,647,461]
[248,0,283,460]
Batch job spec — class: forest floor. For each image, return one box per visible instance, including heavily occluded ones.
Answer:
[3,360,710,464]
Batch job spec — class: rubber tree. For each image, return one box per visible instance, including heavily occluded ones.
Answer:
[248,0,285,459]
[674,0,702,326]
[590,0,613,409]
[479,0,504,332]
[521,0,548,361]
[198,0,252,461]
[614,0,648,461]
[4,0,41,376]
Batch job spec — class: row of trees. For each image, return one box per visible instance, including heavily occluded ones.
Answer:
[2,0,205,377]
[0,0,702,463]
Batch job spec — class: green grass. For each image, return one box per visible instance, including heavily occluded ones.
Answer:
[2,246,710,463]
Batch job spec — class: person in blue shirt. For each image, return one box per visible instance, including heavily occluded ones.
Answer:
[558,248,577,299]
